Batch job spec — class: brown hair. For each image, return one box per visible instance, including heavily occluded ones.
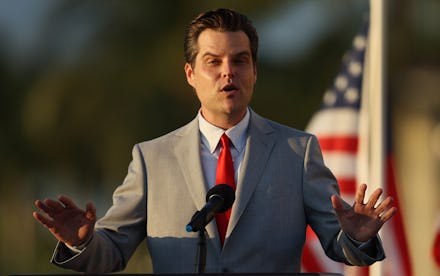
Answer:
[184,8,259,67]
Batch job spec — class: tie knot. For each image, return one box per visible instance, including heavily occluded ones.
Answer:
[220,133,230,149]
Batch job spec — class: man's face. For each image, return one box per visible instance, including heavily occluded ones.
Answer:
[185,29,257,128]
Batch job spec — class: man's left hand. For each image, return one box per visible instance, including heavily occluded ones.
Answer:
[331,183,397,242]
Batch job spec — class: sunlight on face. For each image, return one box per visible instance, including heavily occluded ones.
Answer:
[185,29,257,129]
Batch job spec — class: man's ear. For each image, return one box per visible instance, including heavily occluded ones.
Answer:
[184,63,195,87]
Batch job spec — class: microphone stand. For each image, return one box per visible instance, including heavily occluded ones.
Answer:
[195,227,207,273]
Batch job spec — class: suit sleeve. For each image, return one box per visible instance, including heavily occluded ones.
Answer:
[303,135,385,266]
[51,144,147,273]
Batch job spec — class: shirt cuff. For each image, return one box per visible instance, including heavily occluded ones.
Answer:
[340,231,376,253]
[64,234,94,253]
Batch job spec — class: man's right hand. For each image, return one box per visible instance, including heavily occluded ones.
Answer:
[33,195,96,247]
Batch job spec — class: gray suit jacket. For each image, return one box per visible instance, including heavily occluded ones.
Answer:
[52,110,384,273]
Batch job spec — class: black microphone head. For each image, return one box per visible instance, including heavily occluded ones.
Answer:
[206,184,235,213]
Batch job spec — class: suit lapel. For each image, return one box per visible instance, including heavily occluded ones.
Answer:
[226,111,276,241]
[173,117,222,254]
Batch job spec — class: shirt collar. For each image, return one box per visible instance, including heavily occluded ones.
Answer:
[198,108,250,154]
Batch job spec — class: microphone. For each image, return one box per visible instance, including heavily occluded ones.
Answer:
[186,184,235,232]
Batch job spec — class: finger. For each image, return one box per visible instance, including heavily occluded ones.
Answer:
[331,194,345,213]
[355,183,367,205]
[85,202,96,221]
[379,206,397,222]
[32,211,54,228]
[35,199,54,215]
[58,195,78,209]
[365,188,383,209]
[374,196,393,215]
[44,198,65,212]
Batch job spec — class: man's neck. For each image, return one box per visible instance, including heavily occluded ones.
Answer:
[200,110,247,130]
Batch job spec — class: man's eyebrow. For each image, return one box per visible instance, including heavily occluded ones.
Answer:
[201,51,251,58]
[202,52,220,58]
[235,51,251,57]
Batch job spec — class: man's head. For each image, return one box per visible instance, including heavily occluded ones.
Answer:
[184,8,258,129]
[184,8,258,68]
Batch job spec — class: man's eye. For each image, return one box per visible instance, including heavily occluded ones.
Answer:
[207,60,220,65]
[235,57,250,64]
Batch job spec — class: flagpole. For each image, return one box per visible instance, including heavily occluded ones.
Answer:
[369,0,386,275]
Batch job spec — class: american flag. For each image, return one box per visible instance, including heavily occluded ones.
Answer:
[302,20,412,276]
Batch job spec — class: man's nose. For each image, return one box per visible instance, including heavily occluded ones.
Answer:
[221,61,235,78]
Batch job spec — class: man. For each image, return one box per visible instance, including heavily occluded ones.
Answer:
[33,8,396,274]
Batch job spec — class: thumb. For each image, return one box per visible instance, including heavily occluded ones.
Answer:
[331,194,345,213]
[85,202,96,221]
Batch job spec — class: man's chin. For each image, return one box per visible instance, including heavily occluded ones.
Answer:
[222,107,247,119]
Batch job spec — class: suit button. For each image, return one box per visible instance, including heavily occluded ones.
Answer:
[222,268,230,273]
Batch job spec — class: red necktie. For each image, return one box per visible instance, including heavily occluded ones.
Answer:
[215,134,236,246]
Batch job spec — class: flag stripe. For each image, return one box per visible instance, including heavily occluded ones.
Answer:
[434,229,440,267]
[306,109,359,136]
[302,227,344,273]
[301,234,326,272]
[384,156,413,275]
[318,136,358,152]
[337,178,357,195]
[320,152,357,178]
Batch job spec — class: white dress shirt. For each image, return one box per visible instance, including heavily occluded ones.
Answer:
[198,108,249,190]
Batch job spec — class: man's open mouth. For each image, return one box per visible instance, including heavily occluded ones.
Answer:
[222,84,238,92]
